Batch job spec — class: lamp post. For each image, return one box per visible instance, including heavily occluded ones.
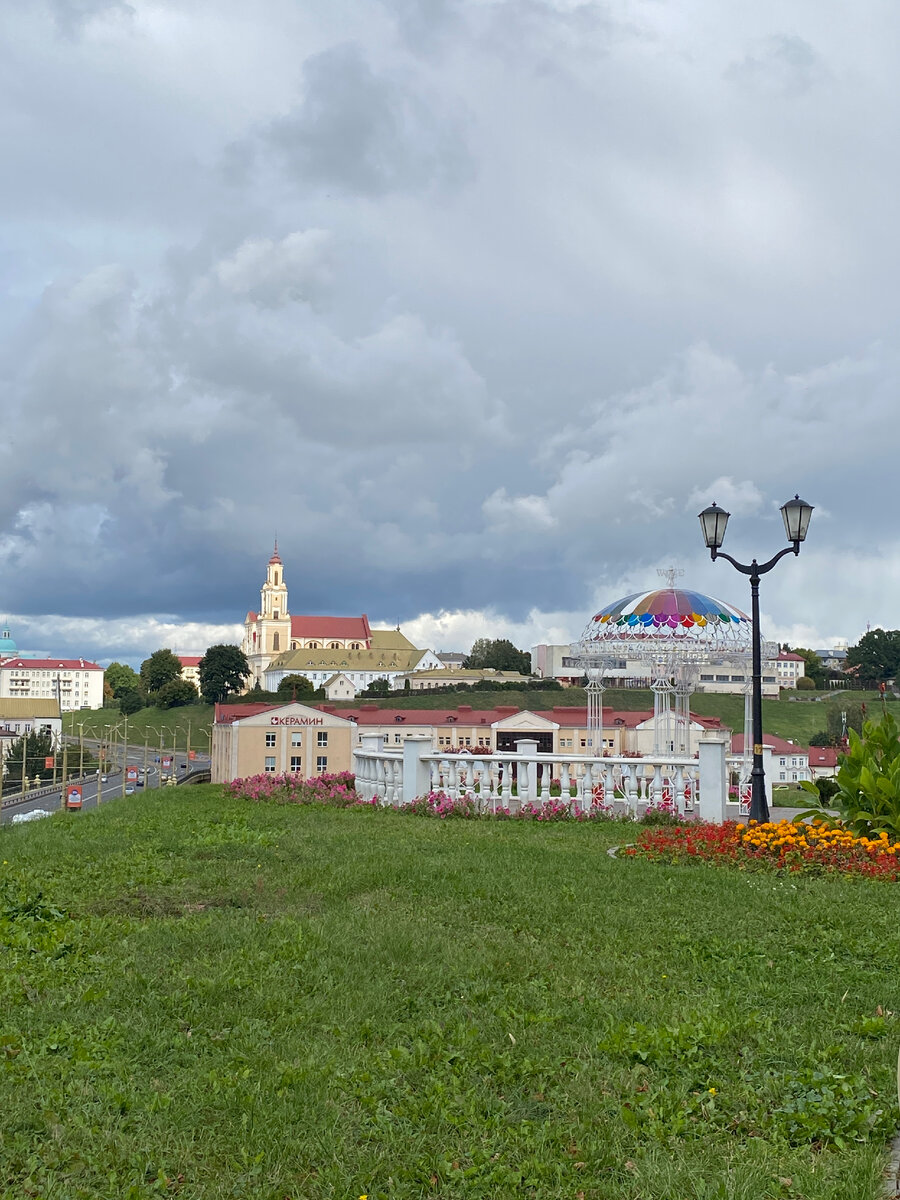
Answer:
[698,494,814,825]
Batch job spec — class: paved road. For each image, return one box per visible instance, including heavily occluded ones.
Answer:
[1,741,210,825]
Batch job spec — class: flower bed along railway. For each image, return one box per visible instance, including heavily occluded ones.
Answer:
[627,818,900,879]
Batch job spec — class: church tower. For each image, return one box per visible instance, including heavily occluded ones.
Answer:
[242,543,292,686]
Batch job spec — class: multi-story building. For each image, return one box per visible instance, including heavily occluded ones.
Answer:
[0,658,104,712]
[178,656,203,691]
[392,668,530,691]
[0,698,61,747]
[774,651,806,689]
[532,643,783,697]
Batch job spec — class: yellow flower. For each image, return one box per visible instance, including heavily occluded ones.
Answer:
[708,1087,717,1095]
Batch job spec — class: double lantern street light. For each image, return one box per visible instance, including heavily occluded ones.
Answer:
[698,494,814,825]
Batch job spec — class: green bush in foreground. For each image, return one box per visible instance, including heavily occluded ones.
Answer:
[0,786,896,1199]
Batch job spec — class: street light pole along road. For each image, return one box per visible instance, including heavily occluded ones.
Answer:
[698,494,814,825]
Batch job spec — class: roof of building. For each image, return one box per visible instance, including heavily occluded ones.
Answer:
[368,628,417,651]
[269,540,282,565]
[323,673,354,687]
[808,746,840,768]
[777,652,805,662]
[732,733,808,756]
[0,628,16,655]
[400,668,526,680]
[215,700,727,730]
[267,646,427,673]
[178,656,202,667]
[289,614,372,641]
[0,698,62,719]
[0,658,101,670]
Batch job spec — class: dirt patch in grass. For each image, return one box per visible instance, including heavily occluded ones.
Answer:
[89,890,249,919]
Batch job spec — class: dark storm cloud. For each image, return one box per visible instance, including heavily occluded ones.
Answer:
[2,0,900,661]
[264,42,474,195]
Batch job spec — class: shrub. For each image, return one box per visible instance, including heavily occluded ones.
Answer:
[798,711,900,838]
[796,676,816,691]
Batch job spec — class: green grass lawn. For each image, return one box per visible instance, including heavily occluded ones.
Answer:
[0,788,897,1198]
[62,704,215,751]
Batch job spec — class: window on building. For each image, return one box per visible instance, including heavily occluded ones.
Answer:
[731,675,744,682]
[779,757,786,766]
[394,733,401,743]
[265,732,276,747]
[792,773,797,781]
[580,739,586,747]
[274,610,279,620]
[779,772,785,781]
[317,731,328,747]
[316,755,327,772]
[291,733,302,747]
[715,674,729,682]
[264,756,276,773]
[290,756,302,772]
[273,633,280,651]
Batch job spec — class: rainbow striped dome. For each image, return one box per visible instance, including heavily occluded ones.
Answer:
[591,588,749,631]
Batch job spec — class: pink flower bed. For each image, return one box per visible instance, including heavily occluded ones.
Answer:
[398,790,614,821]
[225,771,367,808]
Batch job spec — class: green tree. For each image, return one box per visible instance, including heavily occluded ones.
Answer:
[199,644,251,704]
[463,638,532,674]
[845,629,900,683]
[118,688,145,716]
[2,730,55,793]
[826,702,869,742]
[361,677,392,698]
[155,679,199,709]
[105,661,141,698]
[275,674,315,701]
[809,730,840,747]
[140,649,182,698]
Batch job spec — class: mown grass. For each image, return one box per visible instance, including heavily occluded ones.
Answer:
[0,787,897,1198]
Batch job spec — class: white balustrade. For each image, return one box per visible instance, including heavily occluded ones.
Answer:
[352,741,735,818]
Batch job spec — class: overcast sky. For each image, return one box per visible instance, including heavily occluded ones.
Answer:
[2,0,897,665]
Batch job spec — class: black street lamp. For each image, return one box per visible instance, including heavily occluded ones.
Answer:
[698,495,814,824]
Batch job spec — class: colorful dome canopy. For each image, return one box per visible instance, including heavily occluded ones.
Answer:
[591,588,749,630]
[578,587,753,662]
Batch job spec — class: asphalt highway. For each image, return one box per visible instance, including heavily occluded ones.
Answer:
[1,741,210,825]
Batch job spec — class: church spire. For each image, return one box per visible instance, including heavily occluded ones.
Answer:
[269,538,282,565]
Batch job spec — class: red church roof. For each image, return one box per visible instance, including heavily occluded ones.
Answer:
[289,614,371,642]
[178,656,202,667]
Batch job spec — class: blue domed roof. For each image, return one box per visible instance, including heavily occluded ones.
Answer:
[0,628,17,657]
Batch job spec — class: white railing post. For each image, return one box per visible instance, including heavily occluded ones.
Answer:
[514,739,539,807]
[402,735,433,806]
[698,735,728,823]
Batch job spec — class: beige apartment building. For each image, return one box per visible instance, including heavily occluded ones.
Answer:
[0,658,104,712]
[212,702,357,782]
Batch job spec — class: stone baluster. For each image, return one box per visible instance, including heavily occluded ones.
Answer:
[580,761,594,814]
[539,760,550,801]
[500,758,512,808]
[624,764,638,816]
[650,765,664,808]
[560,761,571,806]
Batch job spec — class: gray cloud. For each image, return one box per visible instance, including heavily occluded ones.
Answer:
[264,42,474,195]
[0,0,899,660]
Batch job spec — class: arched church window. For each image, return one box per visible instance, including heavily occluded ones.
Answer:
[328,642,340,649]
[273,633,280,651]
[308,642,319,649]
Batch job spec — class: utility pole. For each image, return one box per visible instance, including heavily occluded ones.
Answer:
[121,714,129,797]
[186,720,191,770]
[61,737,69,798]
[79,724,85,779]
[143,736,149,788]
[20,730,27,794]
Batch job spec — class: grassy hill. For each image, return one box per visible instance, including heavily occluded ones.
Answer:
[62,703,215,751]
[62,688,886,750]
[0,786,895,1197]
[327,686,886,745]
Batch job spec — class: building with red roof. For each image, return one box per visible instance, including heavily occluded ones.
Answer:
[212,699,728,782]
[0,657,104,712]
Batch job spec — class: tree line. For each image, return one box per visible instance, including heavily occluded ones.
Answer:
[105,645,253,712]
